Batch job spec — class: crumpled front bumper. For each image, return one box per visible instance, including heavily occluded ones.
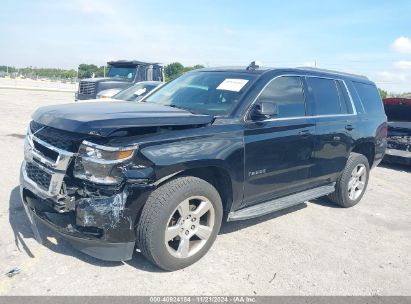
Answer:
[21,199,136,261]
[20,162,144,261]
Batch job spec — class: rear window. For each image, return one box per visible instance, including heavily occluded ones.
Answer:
[353,82,384,115]
[307,77,349,115]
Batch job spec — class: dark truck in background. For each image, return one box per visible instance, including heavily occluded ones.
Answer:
[21,65,387,271]
[75,60,164,100]
[383,98,411,165]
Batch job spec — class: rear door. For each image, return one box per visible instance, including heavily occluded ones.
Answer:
[307,76,356,185]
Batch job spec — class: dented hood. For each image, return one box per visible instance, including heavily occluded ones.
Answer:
[32,101,213,136]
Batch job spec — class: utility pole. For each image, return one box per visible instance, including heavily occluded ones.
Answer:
[103,65,106,77]
[6,65,8,74]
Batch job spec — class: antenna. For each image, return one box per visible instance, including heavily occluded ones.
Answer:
[246,61,262,71]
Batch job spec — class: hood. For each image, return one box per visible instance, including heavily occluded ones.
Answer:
[32,102,214,136]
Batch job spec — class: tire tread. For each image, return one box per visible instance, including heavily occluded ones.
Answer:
[328,152,369,208]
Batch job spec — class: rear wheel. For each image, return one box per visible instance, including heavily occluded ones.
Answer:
[137,176,223,271]
[328,152,370,208]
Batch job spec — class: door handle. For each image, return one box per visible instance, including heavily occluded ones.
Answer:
[345,124,354,131]
[298,130,311,137]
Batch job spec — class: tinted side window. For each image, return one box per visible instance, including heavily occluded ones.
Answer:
[352,82,385,115]
[307,77,342,115]
[256,76,306,118]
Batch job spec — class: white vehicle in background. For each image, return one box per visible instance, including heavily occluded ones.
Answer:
[78,81,164,102]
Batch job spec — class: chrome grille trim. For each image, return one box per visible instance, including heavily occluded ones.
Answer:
[79,81,96,95]
[23,127,75,198]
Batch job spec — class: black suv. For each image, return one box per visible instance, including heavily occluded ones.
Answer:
[20,64,387,271]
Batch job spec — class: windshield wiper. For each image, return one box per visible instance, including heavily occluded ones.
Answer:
[167,104,200,115]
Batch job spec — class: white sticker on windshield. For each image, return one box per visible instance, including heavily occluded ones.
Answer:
[216,79,249,92]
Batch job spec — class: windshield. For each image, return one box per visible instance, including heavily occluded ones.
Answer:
[107,66,136,80]
[113,82,161,101]
[144,71,256,115]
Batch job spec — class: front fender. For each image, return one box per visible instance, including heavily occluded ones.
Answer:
[137,130,245,207]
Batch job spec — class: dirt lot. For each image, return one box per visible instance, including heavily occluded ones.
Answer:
[0,88,410,296]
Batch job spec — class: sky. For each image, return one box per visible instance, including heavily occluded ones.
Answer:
[1,0,411,93]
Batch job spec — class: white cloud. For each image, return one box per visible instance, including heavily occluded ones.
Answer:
[303,61,317,67]
[378,71,406,81]
[391,37,411,54]
[223,27,234,35]
[393,61,411,70]
[78,0,117,18]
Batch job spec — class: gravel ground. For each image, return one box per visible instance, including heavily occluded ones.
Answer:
[0,78,77,92]
[0,88,410,296]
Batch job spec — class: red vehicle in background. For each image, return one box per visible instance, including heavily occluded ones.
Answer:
[383,98,411,165]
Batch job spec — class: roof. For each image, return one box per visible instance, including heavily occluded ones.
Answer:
[197,66,369,81]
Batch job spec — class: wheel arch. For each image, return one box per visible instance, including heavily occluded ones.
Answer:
[156,165,235,216]
[351,140,376,168]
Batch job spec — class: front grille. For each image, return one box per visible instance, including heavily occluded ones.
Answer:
[79,81,96,95]
[30,121,85,152]
[33,140,59,161]
[26,162,52,190]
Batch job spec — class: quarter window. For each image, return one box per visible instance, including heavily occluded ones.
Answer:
[352,81,384,115]
[255,76,306,118]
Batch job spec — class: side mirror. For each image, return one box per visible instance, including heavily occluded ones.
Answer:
[254,102,278,118]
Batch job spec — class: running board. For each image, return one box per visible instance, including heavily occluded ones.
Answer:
[228,184,335,221]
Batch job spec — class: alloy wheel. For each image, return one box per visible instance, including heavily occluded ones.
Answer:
[348,164,367,200]
[165,196,215,258]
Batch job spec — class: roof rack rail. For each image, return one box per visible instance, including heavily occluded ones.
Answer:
[296,67,368,79]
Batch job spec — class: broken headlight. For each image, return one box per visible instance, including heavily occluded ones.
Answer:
[73,141,138,185]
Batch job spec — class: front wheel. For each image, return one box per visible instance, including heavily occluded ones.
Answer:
[328,152,370,208]
[136,176,223,271]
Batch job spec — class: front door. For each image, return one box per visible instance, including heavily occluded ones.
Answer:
[242,76,316,208]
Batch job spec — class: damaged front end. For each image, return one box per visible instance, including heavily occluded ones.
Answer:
[385,122,411,166]
[20,122,154,261]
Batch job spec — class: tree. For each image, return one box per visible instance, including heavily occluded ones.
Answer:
[183,64,205,73]
[378,88,388,99]
[164,62,185,81]
[78,64,100,79]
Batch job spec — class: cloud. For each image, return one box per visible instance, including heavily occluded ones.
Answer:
[377,71,407,82]
[223,27,234,35]
[78,0,117,18]
[303,61,317,67]
[393,61,411,70]
[391,37,411,54]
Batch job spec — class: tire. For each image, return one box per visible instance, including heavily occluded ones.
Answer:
[136,176,223,271]
[328,152,370,208]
